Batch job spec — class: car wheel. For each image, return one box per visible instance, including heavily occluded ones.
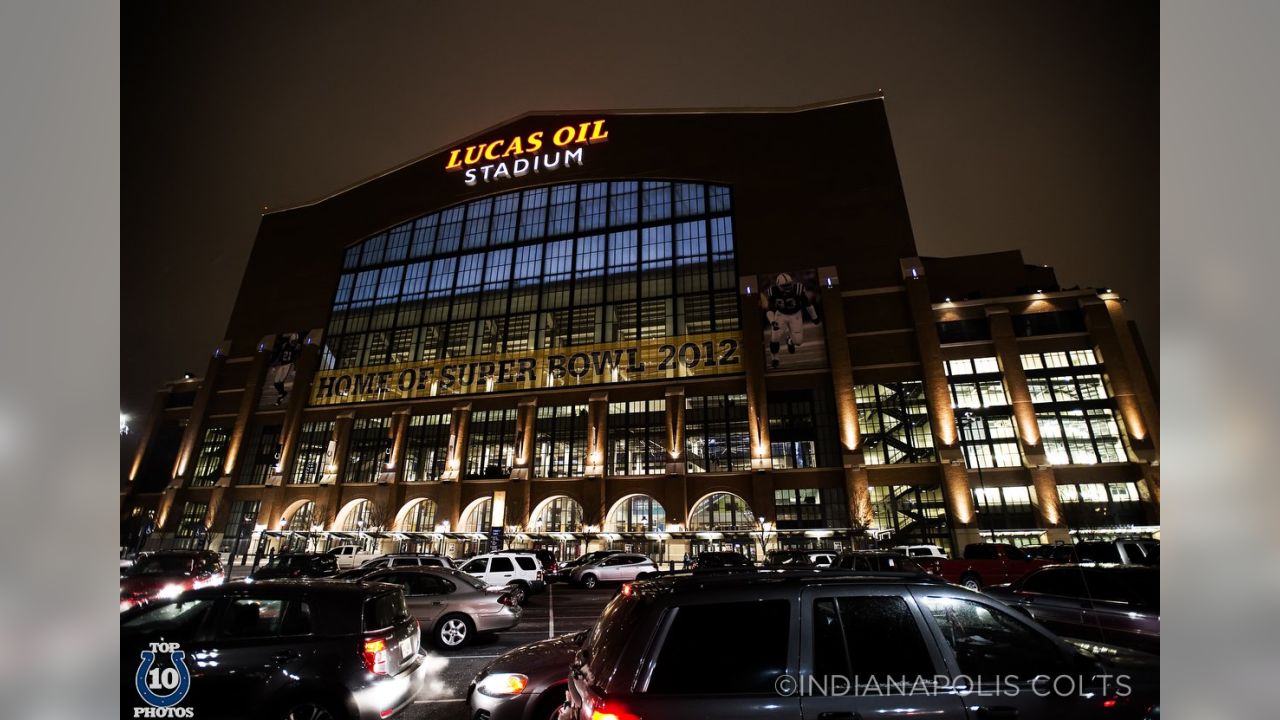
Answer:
[508,582,528,605]
[435,614,474,649]
[581,573,599,589]
[532,685,567,720]
[960,574,982,591]
[281,701,340,720]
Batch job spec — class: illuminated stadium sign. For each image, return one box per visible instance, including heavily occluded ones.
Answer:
[309,330,742,406]
[444,119,609,186]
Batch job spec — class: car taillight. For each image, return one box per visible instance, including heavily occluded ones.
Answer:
[536,570,544,581]
[498,594,517,606]
[591,702,641,720]
[363,638,389,675]
[620,583,634,597]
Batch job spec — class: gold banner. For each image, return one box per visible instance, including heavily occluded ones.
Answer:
[308,331,744,406]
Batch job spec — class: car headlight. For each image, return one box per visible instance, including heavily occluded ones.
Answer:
[476,673,529,697]
[156,583,185,599]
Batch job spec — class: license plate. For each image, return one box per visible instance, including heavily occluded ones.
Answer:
[399,636,414,658]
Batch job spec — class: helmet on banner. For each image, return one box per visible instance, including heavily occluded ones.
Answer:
[775,272,793,286]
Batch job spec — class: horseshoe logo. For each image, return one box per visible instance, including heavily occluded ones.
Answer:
[134,649,191,707]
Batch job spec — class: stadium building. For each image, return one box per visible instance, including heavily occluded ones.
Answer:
[121,95,1160,562]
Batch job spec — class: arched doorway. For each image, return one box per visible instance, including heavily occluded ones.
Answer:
[530,495,586,563]
[606,494,668,560]
[396,498,441,554]
[335,498,381,553]
[458,496,493,558]
[280,500,316,553]
[688,492,760,560]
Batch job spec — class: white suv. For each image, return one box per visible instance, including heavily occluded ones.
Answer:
[326,544,378,569]
[890,544,948,559]
[458,552,546,603]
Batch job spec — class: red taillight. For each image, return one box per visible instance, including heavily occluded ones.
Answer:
[498,593,516,606]
[363,638,389,675]
[591,702,641,720]
[620,583,634,597]
[536,570,544,581]
[1102,698,1118,708]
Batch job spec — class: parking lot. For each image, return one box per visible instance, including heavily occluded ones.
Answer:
[402,583,615,720]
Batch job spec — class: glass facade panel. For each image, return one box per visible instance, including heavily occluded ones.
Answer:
[190,427,230,487]
[854,382,936,465]
[607,399,666,475]
[606,495,667,532]
[685,394,750,473]
[324,181,735,369]
[344,417,393,484]
[290,421,335,485]
[534,404,589,477]
[1021,350,1131,465]
[773,488,848,529]
[239,424,282,485]
[532,496,585,532]
[688,492,756,530]
[403,413,451,482]
[465,409,517,479]
[767,388,841,469]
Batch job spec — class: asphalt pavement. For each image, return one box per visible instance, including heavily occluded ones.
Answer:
[401,582,615,720]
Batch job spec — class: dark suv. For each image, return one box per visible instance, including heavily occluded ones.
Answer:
[689,551,753,569]
[250,552,340,580]
[562,570,1158,719]
[120,579,427,719]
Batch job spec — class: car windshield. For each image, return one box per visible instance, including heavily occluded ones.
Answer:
[439,568,487,590]
[130,556,195,576]
[122,599,212,635]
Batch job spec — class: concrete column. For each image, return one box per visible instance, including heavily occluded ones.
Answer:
[442,402,472,482]
[738,275,772,470]
[171,344,230,487]
[815,266,870,529]
[664,386,686,474]
[126,388,171,486]
[222,339,272,480]
[275,331,324,483]
[511,397,538,480]
[901,258,977,547]
[1082,296,1160,452]
[388,407,412,483]
[329,413,355,485]
[587,392,610,530]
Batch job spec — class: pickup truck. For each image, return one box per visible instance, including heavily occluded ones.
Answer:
[915,542,1050,589]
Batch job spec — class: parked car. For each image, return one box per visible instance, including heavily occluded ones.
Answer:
[250,552,340,580]
[890,543,949,559]
[915,542,1051,589]
[570,553,658,589]
[560,569,1159,720]
[689,551,753,569]
[468,630,586,720]
[358,553,455,570]
[120,550,224,612]
[457,552,546,602]
[326,544,378,569]
[1076,538,1159,565]
[765,549,837,567]
[833,550,925,574]
[120,579,428,719]
[985,564,1160,654]
[350,566,522,649]
[499,548,559,574]
[549,550,623,583]
[1025,543,1081,563]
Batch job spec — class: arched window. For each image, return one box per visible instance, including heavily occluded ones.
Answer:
[400,498,439,532]
[688,492,757,531]
[338,499,377,532]
[460,497,493,533]
[606,494,667,533]
[531,496,584,533]
[284,501,315,530]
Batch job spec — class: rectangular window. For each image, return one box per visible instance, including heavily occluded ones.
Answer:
[239,424,282,485]
[607,399,667,475]
[812,596,935,680]
[190,427,230,486]
[646,600,789,694]
[685,394,750,473]
[773,487,847,529]
[465,409,517,479]
[518,187,548,240]
[344,417,392,484]
[220,500,261,552]
[854,383,936,465]
[534,404,589,478]
[290,421,334,485]
[175,501,209,542]
[768,388,840,469]
[490,192,520,245]
[403,414,451,482]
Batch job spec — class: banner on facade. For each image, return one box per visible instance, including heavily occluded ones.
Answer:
[757,269,826,371]
[260,332,305,408]
[308,330,745,406]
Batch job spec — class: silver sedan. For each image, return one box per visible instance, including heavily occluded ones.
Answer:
[569,553,658,589]
[354,566,522,649]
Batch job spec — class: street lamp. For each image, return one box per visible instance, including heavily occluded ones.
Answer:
[956,410,996,541]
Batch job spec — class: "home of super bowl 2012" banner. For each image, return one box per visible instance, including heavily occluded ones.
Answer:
[308,330,744,406]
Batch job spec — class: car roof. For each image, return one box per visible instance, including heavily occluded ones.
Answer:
[140,550,219,558]
[185,579,398,599]
[634,567,947,597]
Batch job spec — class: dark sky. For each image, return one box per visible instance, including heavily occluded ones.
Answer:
[122,2,1157,442]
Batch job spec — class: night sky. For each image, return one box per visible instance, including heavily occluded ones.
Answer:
[121,2,1157,449]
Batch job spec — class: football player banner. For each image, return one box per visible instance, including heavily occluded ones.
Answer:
[259,332,304,408]
[758,269,826,371]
